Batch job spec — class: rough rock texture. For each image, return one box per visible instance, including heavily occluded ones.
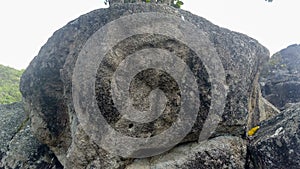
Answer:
[127,136,247,169]
[253,83,280,122]
[247,77,280,130]
[20,3,269,168]
[260,44,300,110]
[248,102,300,169]
[0,103,25,158]
[0,103,62,169]
[259,97,280,121]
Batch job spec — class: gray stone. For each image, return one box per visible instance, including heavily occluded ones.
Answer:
[248,102,300,169]
[260,44,300,109]
[20,3,269,168]
[127,136,247,169]
[0,103,25,158]
[247,81,280,130]
[1,123,63,169]
[0,103,62,169]
[259,97,281,121]
[247,77,280,131]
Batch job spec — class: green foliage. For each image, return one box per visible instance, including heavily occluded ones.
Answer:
[0,65,24,104]
[172,0,184,8]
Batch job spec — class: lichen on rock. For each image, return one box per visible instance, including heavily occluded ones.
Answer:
[20,3,270,169]
[0,103,62,169]
[248,103,300,169]
[260,44,300,110]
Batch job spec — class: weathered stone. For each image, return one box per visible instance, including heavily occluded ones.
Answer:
[248,102,300,169]
[20,3,269,168]
[247,75,281,132]
[259,97,281,121]
[127,136,247,169]
[0,103,62,169]
[108,0,173,6]
[260,44,300,109]
[0,103,25,158]
[247,80,280,130]
[1,123,63,169]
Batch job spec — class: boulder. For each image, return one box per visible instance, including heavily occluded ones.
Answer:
[0,103,62,169]
[0,103,25,159]
[127,136,247,169]
[260,44,300,110]
[247,79,280,129]
[259,97,280,121]
[20,3,269,168]
[248,102,300,169]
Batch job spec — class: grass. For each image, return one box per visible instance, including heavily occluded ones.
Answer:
[0,64,24,104]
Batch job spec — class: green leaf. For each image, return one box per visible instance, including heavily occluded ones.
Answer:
[176,1,184,6]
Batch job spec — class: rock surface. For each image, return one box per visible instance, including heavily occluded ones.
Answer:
[260,44,300,110]
[0,103,62,169]
[0,103,25,159]
[247,79,280,130]
[248,102,300,169]
[127,136,247,169]
[20,3,269,168]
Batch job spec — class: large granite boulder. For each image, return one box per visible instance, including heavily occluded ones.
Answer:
[260,44,300,110]
[127,136,247,169]
[20,3,269,168]
[0,103,25,160]
[0,103,62,169]
[248,102,300,169]
[247,79,280,128]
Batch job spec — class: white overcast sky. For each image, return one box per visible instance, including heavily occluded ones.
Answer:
[0,0,299,69]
